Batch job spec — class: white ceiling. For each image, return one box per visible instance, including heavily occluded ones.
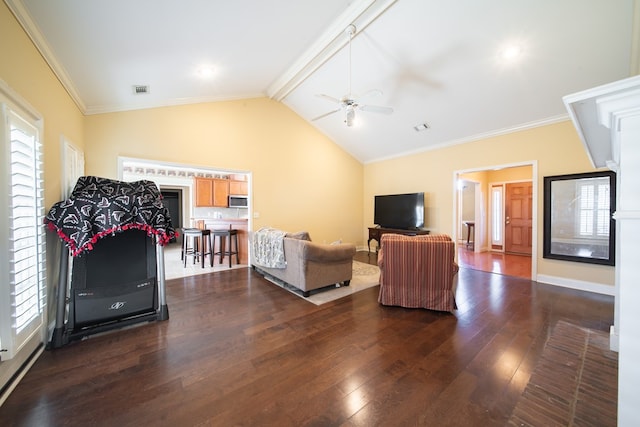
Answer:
[6,0,636,163]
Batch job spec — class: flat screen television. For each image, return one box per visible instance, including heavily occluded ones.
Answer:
[374,192,425,230]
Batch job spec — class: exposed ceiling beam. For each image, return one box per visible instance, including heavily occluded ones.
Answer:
[266,0,397,102]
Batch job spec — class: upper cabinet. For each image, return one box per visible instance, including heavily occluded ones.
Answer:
[195,178,213,206]
[194,177,229,207]
[229,180,248,195]
[212,179,229,207]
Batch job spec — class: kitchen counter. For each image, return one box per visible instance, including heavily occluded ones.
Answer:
[190,218,249,265]
[191,217,248,225]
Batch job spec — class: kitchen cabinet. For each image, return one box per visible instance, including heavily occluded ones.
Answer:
[229,180,248,195]
[194,178,213,206]
[212,179,229,207]
[194,178,229,207]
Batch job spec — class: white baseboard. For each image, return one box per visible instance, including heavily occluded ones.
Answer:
[610,325,619,352]
[536,274,615,296]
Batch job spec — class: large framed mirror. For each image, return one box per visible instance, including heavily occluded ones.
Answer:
[543,171,616,265]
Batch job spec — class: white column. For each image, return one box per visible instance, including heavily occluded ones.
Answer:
[613,115,640,425]
[596,85,640,426]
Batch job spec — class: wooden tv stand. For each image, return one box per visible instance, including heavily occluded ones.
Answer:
[368,227,430,252]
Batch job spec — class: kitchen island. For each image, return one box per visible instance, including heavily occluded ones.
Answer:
[191,218,249,265]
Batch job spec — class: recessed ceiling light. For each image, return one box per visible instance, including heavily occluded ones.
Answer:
[500,44,523,61]
[196,65,215,78]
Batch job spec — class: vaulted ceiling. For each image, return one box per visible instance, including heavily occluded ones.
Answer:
[6,0,637,163]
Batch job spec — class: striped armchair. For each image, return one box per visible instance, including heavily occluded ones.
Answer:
[377,233,459,311]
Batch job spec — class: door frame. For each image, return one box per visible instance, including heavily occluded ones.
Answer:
[457,179,481,252]
[453,160,538,280]
[489,179,533,253]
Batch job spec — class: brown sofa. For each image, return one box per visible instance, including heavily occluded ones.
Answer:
[250,230,356,297]
[378,233,459,311]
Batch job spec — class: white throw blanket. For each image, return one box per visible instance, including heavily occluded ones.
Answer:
[252,227,286,268]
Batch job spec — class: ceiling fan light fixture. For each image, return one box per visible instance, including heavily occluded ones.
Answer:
[312,23,392,127]
[344,106,356,127]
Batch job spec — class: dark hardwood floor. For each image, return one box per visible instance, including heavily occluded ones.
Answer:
[457,247,532,280]
[0,252,614,426]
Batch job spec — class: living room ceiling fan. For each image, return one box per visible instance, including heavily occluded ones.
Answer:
[312,24,393,127]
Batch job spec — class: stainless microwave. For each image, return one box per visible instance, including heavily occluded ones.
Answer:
[228,196,248,208]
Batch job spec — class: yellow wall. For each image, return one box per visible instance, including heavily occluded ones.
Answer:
[1,3,85,322]
[84,99,364,244]
[364,121,615,287]
[486,165,532,183]
[0,3,84,206]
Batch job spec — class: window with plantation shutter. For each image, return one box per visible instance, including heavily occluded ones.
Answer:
[7,111,46,345]
[578,178,610,238]
[0,81,46,393]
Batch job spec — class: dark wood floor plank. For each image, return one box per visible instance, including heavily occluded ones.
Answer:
[0,252,615,426]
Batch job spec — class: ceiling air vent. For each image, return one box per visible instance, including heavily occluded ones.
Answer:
[413,123,430,132]
[132,85,149,95]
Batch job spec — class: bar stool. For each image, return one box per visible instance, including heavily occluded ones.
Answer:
[212,226,239,268]
[464,221,475,250]
[182,228,213,268]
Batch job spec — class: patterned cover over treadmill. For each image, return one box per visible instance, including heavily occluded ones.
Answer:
[45,176,177,257]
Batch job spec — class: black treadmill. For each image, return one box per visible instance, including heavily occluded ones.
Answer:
[45,176,175,348]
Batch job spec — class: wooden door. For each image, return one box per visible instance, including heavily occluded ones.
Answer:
[505,182,532,255]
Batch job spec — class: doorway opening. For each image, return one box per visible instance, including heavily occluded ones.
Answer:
[454,161,537,280]
[160,189,182,242]
[118,156,253,280]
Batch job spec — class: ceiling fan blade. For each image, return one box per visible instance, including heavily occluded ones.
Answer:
[360,104,394,114]
[312,109,341,121]
[316,94,342,104]
[357,89,383,101]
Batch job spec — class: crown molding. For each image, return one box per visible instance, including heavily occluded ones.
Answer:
[4,0,87,113]
[363,114,569,164]
[83,93,266,116]
[563,75,640,168]
[266,0,398,102]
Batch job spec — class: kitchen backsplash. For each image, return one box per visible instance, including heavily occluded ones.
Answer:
[193,206,249,219]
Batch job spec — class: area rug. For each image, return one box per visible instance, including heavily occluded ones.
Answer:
[508,320,618,426]
[264,260,380,305]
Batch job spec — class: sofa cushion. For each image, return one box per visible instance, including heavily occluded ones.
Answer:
[301,241,356,262]
[285,231,311,241]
